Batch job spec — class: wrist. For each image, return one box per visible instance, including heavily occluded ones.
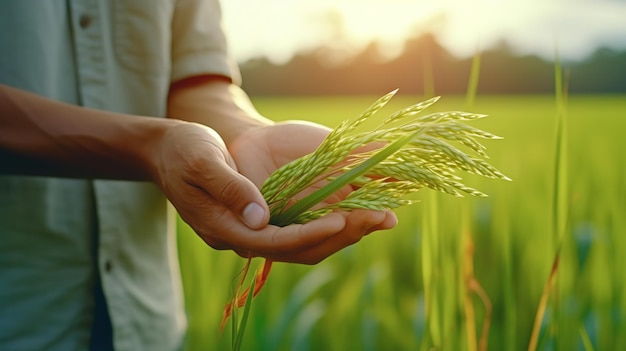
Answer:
[167,76,273,147]
[135,117,191,183]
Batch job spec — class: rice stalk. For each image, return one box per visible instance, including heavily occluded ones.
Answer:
[422,45,435,97]
[232,275,256,351]
[223,90,509,339]
[462,205,492,351]
[421,190,441,350]
[495,202,516,350]
[579,325,596,351]
[528,48,569,351]
[527,250,561,351]
[553,48,569,254]
[465,41,482,110]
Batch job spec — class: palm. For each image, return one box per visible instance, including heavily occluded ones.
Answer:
[224,121,396,264]
[229,122,349,205]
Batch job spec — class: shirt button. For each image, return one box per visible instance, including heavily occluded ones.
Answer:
[104,260,113,272]
[79,14,93,29]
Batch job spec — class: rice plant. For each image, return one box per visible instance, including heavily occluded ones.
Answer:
[224,90,510,350]
[177,93,626,351]
[527,49,569,351]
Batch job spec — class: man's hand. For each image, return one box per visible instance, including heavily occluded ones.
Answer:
[1,81,397,265]
[166,77,396,264]
[151,121,396,264]
[227,121,398,264]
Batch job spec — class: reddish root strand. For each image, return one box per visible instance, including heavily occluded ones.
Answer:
[220,259,274,332]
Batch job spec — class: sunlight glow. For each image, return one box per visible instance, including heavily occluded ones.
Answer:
[221,0,626,63]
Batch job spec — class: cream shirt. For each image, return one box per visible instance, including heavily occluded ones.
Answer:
[0,1,239,350]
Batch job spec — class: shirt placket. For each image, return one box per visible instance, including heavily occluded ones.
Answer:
[68,1,134,350]
[68,0,106,109]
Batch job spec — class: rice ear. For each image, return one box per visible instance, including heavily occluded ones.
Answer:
[224,91,509,342]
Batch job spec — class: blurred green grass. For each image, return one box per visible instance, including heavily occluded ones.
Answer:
[177,94,626,351]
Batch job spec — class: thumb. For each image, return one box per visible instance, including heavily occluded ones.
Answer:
[202,160,270,230]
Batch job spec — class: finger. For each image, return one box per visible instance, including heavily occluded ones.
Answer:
[365,209,398,234]
[217,212,347,259]
[276,209,388,264]
[195,157,270,230]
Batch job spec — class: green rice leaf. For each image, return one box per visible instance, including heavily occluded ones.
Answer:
[270,129,421,226]
[263,92,509,227]
[232,275,257,351]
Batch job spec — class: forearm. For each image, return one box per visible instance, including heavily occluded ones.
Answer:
[0,84,180,180]
[167,76,273,146]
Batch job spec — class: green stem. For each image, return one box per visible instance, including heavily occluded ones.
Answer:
[233,275,257,351]
[270,130,420,226]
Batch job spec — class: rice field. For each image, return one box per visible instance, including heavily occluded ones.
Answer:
[177,94,626,351]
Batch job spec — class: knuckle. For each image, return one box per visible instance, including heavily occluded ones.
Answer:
[217,177,245,204]
[183,151,210,176]
[343,230,364,246]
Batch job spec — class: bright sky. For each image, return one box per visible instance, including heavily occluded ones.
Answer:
[221,0,626,63]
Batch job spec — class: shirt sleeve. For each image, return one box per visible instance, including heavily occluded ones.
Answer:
[170,0,241,85]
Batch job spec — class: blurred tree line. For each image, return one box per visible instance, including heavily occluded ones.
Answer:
[239,34,626,95]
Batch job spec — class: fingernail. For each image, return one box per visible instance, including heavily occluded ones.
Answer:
[387,212,398,229]
[242,202,266,229]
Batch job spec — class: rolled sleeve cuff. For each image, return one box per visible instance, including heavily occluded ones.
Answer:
[170,50,241,86]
